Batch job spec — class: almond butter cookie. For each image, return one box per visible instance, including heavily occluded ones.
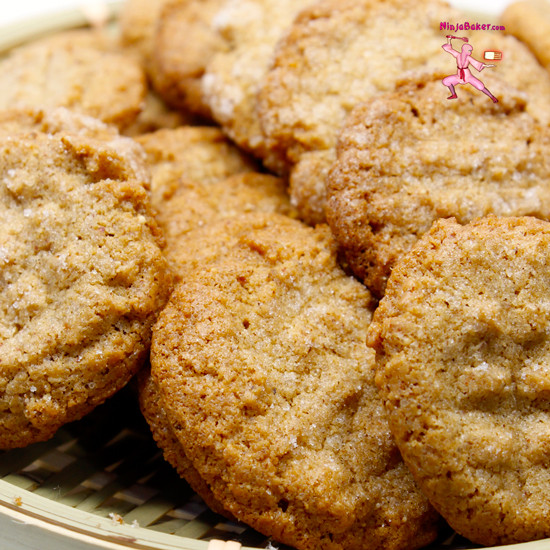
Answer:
[0,108,170,448]
[369,215,550,546]
[0,31,146,130]
[327,75,550,298]
[258,0,550,225]
[137,368,233,519]
[151,212,440,550]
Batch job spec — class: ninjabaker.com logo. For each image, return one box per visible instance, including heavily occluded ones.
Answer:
[440,21,506,32]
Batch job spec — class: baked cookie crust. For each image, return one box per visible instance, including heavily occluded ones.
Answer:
[0,108,170,448]
[151,213,439,550]
[369,216,550,545]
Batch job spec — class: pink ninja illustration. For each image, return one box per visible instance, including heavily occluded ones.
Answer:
[442,35,498,102]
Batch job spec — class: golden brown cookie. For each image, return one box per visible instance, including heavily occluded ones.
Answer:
[119,0,174,72]
[0,108,170,449]
[135,126,257,209]
[157,173,297,267]
[122,91,198,137]
[151,212,440,550]
[199,0,313,168]
[150,0,226,116]
[0,30,146,130]
[369,215,550,546]
[327,75,550,298]
[258,0,550,225]
[137,368,233,518]
[258,0,457,224]
[501,0,550,70]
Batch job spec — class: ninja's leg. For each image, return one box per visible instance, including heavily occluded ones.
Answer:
[446,84,457,100]
[481,86,498,103]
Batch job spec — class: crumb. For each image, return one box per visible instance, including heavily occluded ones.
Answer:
[109,512,124,525]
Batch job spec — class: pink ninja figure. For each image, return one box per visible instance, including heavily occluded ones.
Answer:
[442,35,498,102]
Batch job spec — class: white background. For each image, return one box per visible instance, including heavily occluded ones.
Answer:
[1,0,516,26]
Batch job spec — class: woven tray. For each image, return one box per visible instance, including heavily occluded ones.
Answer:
[1,3,550,550]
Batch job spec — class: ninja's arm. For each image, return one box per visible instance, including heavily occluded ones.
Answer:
[442,42,459,57]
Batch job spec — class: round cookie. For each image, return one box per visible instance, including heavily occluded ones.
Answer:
[137,368,233,519]
[135,126,257,209]
[501,0,550,71]
[369,216,550,546]
[199,0,313,169]
[257,0,459,224]
[119,0,174,72]
[0,30,146,130]
[258,0,550,225]
[157,173,297,267]
[0,108,170,449]
[151,213,440,550]
[327,74,550,298]
[150,0,226,117]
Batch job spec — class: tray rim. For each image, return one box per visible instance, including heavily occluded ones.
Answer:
[0,479,252,550]
[0,0,123,52]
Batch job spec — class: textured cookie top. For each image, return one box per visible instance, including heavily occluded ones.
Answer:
[136,126,257,208]
[369,216,550,546]
[501,0,550,69]
[158,173,297,268]
[0,109,170,448]
[0,31,146,129]
[327,76,550,298]
[258,0,550,224]
[259,0,451,158]
[150,0,227,116]
[199,0,312,167]
[151,213,439,550]
[137,369,232,518]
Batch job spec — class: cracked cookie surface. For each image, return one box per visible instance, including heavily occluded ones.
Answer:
[369,216,550,546]
[151,212,439,550]
[0,108,170,448]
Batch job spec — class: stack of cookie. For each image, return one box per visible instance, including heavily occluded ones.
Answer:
[2,0,550,548]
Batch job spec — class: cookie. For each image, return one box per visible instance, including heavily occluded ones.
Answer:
[257,0,458,224]
[119,0,174,72]
[327,74,550,298]
[501,0,550,70]
[137,368,233,519]
[150,213,440,550]
[258,0,550,225]
[135,126,257,209]
[150,0,226,116]
[198,0,313,169]
[0,30,146,130]
[157,173,297,267]
[369,215,550,546]
[0,108,170,449]
[122,91,198,137]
